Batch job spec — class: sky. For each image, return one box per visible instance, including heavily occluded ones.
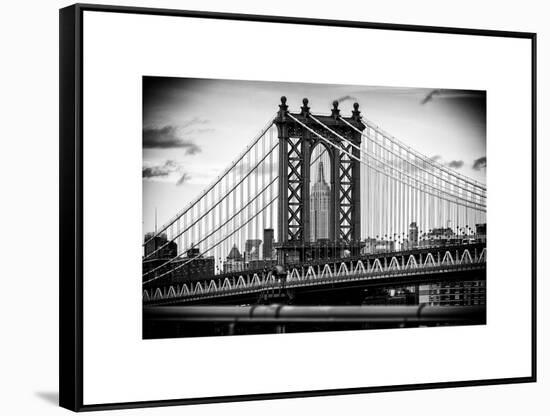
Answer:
[143,77,486,234]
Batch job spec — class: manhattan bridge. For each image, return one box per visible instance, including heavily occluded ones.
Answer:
[142,97,486,336]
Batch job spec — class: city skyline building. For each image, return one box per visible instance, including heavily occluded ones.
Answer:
[419,281,486,306]
[244,239,262,262]
[143,232,177,259]
[224,244,244,273]
[409,222,419,248]
[310,161,331,242]
[362,237,396,254]
[263,228,274,260]
[142,235,214,287]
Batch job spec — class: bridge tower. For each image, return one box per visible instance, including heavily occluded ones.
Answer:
[274,97,365,264]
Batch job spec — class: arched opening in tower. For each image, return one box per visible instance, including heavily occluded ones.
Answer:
[309,144,331,242]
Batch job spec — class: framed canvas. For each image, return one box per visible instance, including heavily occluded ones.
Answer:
[59,3,537,411]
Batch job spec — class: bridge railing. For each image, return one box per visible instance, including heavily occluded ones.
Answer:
[143,246,486,304]
[143,304,486,324]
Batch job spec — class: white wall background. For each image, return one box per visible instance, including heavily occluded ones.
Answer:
[0,0,547,414]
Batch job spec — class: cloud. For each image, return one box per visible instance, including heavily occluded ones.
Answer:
[142,160,179,178]
[427,156,464,170]
[335,95,358,104]
[143,118,212,153]
[143,160,190,185]
[472,156,487,171]
[421,89,484,105]
[421,89,441,105]
[176,172,192,186]
[180,117,210,129]
[143,126,201,154]
[447,160,464,169]
[188,128,215,134]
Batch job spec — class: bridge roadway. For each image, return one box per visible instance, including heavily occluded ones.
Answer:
[144,243,486,306]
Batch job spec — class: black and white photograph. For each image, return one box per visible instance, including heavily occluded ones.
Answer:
[142,77,488,339]
[51,4,537,411]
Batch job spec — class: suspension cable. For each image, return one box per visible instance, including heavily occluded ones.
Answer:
[143,177,278,278]
[305,114,485,211]
[287,113,485,212]
[143,194,278,285]
[143,115,276,247]
[361,119,486,189]
[143,141,279,260]
[338,116,486,199]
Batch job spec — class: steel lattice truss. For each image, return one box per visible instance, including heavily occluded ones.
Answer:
[287,136,304,241]
[338,141,354,242]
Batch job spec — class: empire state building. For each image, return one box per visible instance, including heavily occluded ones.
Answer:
[310,161,331,241]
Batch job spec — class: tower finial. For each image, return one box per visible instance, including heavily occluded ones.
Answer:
[352,102,361,121]
[301,97,310,116]
[278,96,288,118]
[331,100,340,118]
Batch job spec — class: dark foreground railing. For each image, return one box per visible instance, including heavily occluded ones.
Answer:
[144,304,485,324]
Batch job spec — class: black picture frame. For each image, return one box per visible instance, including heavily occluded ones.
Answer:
[59,3,537,411]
